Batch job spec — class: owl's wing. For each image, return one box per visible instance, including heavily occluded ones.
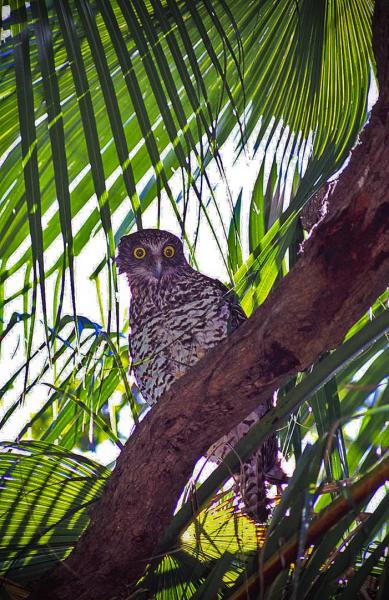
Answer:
[215,280,247,333]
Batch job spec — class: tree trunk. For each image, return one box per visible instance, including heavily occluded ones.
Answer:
[29,1,389,598]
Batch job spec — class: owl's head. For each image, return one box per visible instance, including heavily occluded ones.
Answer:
[117,229,188,284]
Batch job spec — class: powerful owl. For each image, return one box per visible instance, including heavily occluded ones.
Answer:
[117,229,285,522]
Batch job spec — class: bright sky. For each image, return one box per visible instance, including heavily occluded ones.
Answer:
[0,25,379,468]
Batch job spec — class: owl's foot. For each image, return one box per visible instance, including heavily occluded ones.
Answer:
[174,370,187,380]
[196,347,206,359]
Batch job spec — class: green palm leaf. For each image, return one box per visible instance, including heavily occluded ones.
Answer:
[0,441,108,584]
[1,2,387,598]
[1,0,374,333]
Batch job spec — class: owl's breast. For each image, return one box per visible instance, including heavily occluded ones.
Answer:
[129,292,230,404]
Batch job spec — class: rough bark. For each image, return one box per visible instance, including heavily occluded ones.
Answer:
[30,2,389,599]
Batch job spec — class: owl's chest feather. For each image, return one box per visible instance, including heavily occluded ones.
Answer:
[131,294,228,355]
[129,280,229,403]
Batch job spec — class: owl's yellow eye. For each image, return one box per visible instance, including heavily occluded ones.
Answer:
[163,245,175,258]
[133,247,146,259]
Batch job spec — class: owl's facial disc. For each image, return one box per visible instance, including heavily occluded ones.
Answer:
[117,229,187,285]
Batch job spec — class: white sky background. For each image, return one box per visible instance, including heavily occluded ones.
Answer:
[0,23,380,469]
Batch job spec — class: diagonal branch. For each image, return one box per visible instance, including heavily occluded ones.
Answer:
[29,1,389,599]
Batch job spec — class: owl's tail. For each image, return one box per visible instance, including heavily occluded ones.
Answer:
[206,398,287,523]
[235,433,287,523]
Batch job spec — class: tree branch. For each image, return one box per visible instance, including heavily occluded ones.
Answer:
[30,1,389,598]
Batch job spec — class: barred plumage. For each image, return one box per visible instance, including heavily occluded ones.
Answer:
[118,229,285,522]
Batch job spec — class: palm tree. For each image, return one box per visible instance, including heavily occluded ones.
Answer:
[0,0,388,598]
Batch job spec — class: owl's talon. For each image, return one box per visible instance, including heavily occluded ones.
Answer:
[174,370,187,379]
[196,348,206,359]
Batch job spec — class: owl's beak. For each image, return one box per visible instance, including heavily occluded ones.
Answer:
[152,258,163,281]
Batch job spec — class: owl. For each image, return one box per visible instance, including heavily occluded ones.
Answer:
[117,229,285,522]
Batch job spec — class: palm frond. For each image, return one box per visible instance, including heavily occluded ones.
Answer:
[1,0,374,340]
[0,441,107,584]
[0,2,386,598]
